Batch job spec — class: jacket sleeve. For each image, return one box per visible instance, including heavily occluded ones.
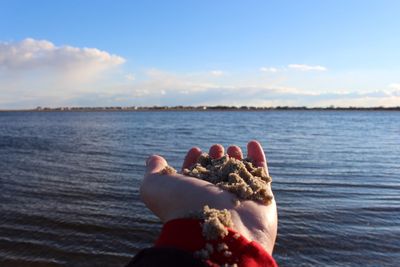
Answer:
[127,218,278,267]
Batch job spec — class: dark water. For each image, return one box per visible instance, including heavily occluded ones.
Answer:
[0,111,399,267]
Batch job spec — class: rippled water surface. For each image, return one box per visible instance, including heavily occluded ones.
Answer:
[1,111,399,266]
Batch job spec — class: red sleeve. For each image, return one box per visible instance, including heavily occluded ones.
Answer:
[155,218,278,267]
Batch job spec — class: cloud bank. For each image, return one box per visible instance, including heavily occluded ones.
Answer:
[0,38,125,107]
[92,69,400,108]
[0,38,398,108]
[0,38,125,71]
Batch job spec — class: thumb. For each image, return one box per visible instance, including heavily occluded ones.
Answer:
[146,155,168,175]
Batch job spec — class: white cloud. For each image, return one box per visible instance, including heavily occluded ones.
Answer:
[0,38,125,107]
[140,68,217,93]
[260,64,327,73]
[132,89,150,97]
[260,67,278,73]
[313,96,400,108]
[389,83,400,90]
[386,83,400,96]
[288,64,327,72]
[125,73,135,81]
[0,38,125,71]
[210,70,224,77]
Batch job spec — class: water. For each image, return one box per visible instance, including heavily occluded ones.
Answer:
[0,111,399,266]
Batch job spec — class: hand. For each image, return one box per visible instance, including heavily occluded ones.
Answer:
[140,140,277,254]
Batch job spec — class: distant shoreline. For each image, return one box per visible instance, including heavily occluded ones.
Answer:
[1,106,399,112]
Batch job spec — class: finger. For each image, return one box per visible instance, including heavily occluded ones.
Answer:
[209,144,224,159]
[227,145,243,160]
[182,147,202,170]
[247,140,269,173]
[146,155,168,175]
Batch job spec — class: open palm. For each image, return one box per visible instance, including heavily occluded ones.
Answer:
[140,140,277,254]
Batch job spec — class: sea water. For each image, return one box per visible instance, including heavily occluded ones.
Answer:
[0,111,399,266]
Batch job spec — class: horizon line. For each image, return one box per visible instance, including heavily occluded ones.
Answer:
[1,105,400,112]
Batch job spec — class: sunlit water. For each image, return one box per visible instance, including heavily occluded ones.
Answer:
[0,111,399,266]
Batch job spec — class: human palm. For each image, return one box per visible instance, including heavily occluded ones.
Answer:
[140,140,277,254]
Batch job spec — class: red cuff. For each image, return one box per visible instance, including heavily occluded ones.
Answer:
[155,218,278,267]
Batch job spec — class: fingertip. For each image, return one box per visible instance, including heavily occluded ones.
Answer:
[209,144,225,159]
[247,140,267,168]
[146,155,168,174]
[227,145,243,160]
[248,140,262,149]
[146,155,156,166]
[182,147,202,170]
[189,146,202,155]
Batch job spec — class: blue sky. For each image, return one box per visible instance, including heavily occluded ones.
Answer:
[1,0,400,108]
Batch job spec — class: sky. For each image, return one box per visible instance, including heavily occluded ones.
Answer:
[1,0,400,108]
